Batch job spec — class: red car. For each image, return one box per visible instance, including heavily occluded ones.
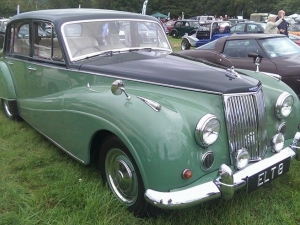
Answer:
[289,33,300,46]
[177,34,300,96]
[165,20,176,33]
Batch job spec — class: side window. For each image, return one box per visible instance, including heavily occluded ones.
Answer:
[247,24,259,33]
[231,24,245,33]
[33,21,63,61]
[224,39,266,58]
[9,22,30,55]
[223,40,240,57]
[175,22,181,27]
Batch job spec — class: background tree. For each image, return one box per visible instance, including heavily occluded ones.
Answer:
[0,0,298,19]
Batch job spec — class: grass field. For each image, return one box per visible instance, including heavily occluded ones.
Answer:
[1,41,300,224]
[168,35,182,52]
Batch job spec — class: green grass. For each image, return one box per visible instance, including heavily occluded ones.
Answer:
[168,35,182,52]
[1,89,300,222]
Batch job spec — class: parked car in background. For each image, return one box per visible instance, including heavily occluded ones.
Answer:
[196,15,215,24]
[181,21,231,50]
[230,21,265,34]
[1,9,300,218]
[0,18,9,34]
[169,19,199,38]
[289,33,300,45]
[0,18,9,47]
[250,13,270,23]
[288,24,300,36]
[18,23,49,38]
[165,20,176,33]
[228,18,249,24]
[177,34,300,96]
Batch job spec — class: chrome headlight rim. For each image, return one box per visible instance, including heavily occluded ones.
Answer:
[195,114,220,147]
[275,92,293,118]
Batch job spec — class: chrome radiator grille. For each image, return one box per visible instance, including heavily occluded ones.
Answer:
[223,89,267,161]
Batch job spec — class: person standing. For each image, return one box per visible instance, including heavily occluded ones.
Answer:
[264,14,283,34]
[276,10,289,36]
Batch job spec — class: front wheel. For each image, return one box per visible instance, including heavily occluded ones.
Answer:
[171,31,178,38]
[99,135,152,217]
[1,99,20,121]
[181,39,191,50]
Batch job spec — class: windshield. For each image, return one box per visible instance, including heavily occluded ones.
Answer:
[62,19,171,61]
[259,37,300,58]
[196,39,217,50]
[190,21,200,27]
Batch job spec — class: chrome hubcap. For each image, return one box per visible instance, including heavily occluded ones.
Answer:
[2,100,12,117]
[105,148,138,205]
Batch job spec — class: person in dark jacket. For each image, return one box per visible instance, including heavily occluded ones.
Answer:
[276,10,289,37]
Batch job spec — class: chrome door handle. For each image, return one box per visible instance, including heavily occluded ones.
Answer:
[6,61,13,65]
[27,66,37,71]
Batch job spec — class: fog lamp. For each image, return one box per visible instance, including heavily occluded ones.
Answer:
[272,133,285,153]
[236,148,249,170]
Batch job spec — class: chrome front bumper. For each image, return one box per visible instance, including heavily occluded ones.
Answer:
[144,133,300,209]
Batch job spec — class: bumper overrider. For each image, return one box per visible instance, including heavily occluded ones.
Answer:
[144,132,300,209]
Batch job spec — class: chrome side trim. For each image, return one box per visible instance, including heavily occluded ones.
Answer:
[20,117,85,164]
[145,146,296,210]
[137,96,161,111]
[261,72,282,81]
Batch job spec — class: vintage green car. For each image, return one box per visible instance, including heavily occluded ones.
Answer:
[0,9,299,217]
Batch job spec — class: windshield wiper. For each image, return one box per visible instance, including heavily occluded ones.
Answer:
[129,48,152,52]
[76,48,154,61]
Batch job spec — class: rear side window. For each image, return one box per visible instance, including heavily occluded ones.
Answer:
[230,24,245,33]
[33,21,63,61]
[223,39,266,58]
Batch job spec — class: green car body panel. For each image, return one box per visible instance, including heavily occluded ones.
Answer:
[0,8,299,215]
[0,60,17,99]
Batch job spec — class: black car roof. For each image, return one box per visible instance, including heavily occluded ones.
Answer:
[9,8,157,25]
[225,33,285,40]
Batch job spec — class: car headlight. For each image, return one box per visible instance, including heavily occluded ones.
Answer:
[195,114,220,147]
[275,92,293,118]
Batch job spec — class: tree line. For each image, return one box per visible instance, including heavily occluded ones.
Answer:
[1,0,299,19]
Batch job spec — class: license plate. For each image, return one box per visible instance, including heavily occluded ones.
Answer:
[247,157,291,193]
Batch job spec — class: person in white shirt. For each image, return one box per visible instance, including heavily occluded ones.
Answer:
[264,14,283,34]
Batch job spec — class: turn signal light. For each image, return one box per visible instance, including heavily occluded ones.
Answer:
[182,169,193,179]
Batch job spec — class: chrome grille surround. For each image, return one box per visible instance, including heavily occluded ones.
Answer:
[223,87,267,165]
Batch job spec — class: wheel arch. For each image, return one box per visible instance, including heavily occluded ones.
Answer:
[89,129,150,189]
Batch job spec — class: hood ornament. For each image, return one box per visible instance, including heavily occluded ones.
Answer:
[248,52,263,72]
[224,66,241,80]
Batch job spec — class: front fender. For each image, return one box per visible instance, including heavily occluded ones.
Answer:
[0,61,17,99]
[108,85,228,192]
[183,34,198,47]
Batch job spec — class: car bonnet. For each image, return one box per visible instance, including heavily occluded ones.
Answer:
[78,52,260,94]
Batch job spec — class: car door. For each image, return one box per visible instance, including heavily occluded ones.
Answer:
[5,19,70,143]
[24,20,71,143]
[177,21,192,36]
[4,21,31,100]
[221,39,278,73]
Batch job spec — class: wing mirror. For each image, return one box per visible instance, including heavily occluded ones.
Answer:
[111,80,131,100]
